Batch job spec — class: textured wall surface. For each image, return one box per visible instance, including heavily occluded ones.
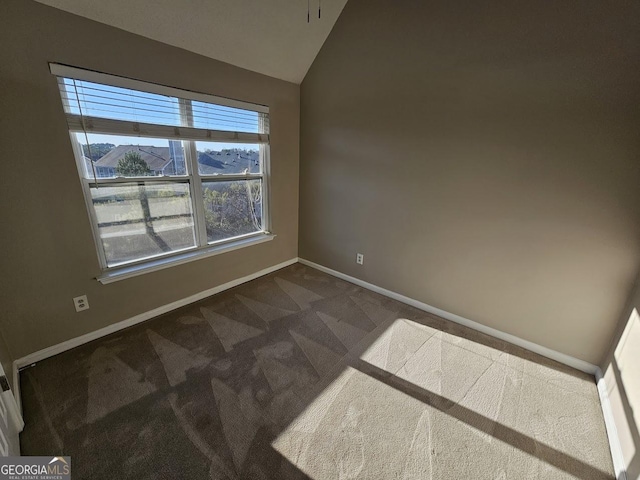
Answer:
[299,0,640,364]
[0,0,299,359]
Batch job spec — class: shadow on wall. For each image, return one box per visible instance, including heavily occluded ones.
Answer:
[603,303,640,480]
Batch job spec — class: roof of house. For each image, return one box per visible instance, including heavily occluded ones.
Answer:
[198,150,260,175]
[95,145,172,172]
[94,145,260,175]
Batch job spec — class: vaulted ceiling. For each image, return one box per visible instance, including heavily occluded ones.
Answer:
[35,0,349,84]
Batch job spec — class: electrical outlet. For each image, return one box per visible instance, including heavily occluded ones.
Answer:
[73,295,89,312]
[356,253,364,265]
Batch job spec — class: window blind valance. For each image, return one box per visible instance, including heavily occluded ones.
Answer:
[65,115,270,144]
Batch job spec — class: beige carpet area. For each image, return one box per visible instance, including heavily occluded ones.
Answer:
[20,263,614,479]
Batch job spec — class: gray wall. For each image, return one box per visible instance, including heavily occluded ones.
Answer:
[299,0,640,364]
[0,0,299,359]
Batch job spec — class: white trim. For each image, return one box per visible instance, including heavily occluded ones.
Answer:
[67,115,270,144]
[81,174,262,185]
[595,367,628,480]
[186,131,209,249]
[197,174,264,182]
[12,364,21,419]
[69,132,110,269]
[298,258,598,375]
[260,143,271,234]
[98,233,275,284]
[15,258,298,373]
[83,176,192,185]
[49,63,269,113]
[0,367,23,435]
[1,390,23,435]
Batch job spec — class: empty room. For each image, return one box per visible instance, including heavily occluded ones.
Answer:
[0,0,639,478]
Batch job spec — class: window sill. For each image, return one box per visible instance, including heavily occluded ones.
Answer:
[97,233,275,284]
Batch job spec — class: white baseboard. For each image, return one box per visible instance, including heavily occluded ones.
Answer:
[12,257,299,414]
[595,368,628,480]
[298,258,598,375]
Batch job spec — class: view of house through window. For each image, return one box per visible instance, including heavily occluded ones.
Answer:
[54,66,270,268]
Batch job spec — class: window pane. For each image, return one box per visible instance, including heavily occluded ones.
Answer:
[91,182,196,266]
[192,101,261,133]
[77,133,187,178]
[196,142,261,175]
[62,78,182,126]
[60,78,265,134]
[202,180,262,243]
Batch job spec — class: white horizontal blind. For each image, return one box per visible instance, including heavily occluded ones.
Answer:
[52,64,269,143]
[61,78,183,127]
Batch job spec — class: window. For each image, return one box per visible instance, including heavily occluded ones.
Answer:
[51,64,271,276]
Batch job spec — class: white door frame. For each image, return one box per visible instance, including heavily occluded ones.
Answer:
[0,361,23,456]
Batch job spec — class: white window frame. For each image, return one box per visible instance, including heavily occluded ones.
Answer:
[51,64,273,283]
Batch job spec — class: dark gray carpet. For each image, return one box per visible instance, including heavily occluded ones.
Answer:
[19,264,614,479]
